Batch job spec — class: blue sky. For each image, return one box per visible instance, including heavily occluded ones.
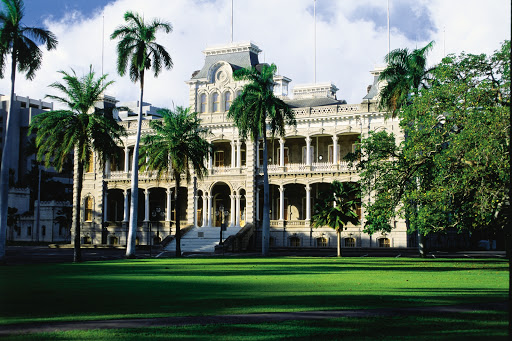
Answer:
[23,0,112,26]
[1,0,510,109]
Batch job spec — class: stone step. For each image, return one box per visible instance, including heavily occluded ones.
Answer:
[165,226,241,253]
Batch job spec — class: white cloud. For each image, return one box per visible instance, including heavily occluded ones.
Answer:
[1,0,510,110]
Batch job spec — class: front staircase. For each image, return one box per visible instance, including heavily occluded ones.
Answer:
[165,226,242,254]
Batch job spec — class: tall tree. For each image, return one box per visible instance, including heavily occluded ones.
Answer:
[227,63,295,256]
[378,41,435,117]
[311,181,360,257]
[139,107,211,257]
[111,11,172,258]
[350,41,510,243]
[28,67,125,262]
[0,0,57,262]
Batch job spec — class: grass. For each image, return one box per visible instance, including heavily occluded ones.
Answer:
[0,257,509,339]
[1,311,508,340]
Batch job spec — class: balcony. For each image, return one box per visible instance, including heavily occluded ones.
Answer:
[258,161,355,175]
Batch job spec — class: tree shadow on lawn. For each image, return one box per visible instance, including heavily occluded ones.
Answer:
[1,267,507,324]
[2,311,508,340]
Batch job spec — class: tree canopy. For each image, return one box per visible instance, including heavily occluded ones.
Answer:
[350,40,510,238]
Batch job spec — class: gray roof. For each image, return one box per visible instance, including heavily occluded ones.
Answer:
[284,97,345,108]
[363,75,379,100]
[191,51,260,80]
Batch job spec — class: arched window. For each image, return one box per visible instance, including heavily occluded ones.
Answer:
[200,93,207,113]
[378,238,390,248]
[344,237,356,248]
[316,237,328,247]
[290,236,301,247]
[236,90,242,98]
[224,92,232,111]
[212,93,220,112]
[85,197,93,222]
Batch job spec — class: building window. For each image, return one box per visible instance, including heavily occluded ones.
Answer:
[345,237,356,248]
[269,236,275,247]
[378,238,390,248]
[42,225,46,236]
[212,93,220,112]
[27,226,31,236]
[214,151,224,167]
[224,92,232,111]
[317,237,328,247]
[83,236,92,244]
[200,93,207,113]
[236,90,242,98]
[86,153,94,173]
[328,144,341,163]
[290,236,300,247]
[85,197,93,222]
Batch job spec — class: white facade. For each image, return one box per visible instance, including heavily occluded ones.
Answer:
[78,42,408,251]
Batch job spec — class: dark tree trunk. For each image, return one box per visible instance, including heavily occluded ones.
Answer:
[175,175,181,257]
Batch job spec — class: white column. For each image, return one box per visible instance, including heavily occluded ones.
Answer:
[202,194,208,227]
[332,135,339,164]
[144,189,150,221]
[279,138,285,167]
[193,195,198,227]
[103,191,108,221]
[256,188,260,221]
[230,194,235,226]
[255,139,260,168]
[231,141,236,168]
[236,140,242,168]
[124,147,130,172]
[208,153,212,170]
[105,158,111,177]
[279,185,285,221]
[305,185,311,221]
[207,195,213,226]
[123,190,129,222]
[166,188,172,221]
[306,137,312,166]
[235,194,241,226]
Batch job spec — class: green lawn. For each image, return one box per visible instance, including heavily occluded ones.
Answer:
[0,257,507,327]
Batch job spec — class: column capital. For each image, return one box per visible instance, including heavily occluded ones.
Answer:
[279,185,285,193]
[279,137,285,144]
[166,188,172,195]
[123,189,129,195]
[144,188,150,195]
[305,136,312,144]
[305,184,311,191]
[332,134,339,141]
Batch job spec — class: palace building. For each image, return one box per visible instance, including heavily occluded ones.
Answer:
[78,42,408,252]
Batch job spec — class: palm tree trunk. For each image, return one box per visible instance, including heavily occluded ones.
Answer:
[337,230,342,257]
[73,159,84,262]
[126,74,144,258]
[0,54,17,262]
[261,129,270,256]
[175,175,181,257]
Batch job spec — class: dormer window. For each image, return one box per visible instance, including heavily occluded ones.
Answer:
[212,93,220,112]
[225,92,232,111]
[200,93,207,113]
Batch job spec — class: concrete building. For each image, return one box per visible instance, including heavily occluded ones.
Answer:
[1,94,72,243]
[78,42,408,252]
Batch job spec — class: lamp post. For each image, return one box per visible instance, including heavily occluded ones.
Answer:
[219,204,224,246]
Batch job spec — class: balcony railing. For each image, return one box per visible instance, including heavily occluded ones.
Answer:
[209,166,247,175]
[258,161,355,174]
[106,170,174,180]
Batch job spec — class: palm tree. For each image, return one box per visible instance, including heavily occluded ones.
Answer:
[0,0,57,262]
[28,67,125,262]
[311,181,360,257]
[111,11,172,258]
[139,107,211,257]
[379,41,435,117]
[227,63,295,256]
[378,41,435,257]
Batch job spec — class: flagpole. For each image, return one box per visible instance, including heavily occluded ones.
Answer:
[387,0,390,61]
[231,0,233,43]
[314,0,316,84]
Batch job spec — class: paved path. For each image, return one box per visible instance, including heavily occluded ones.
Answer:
[0,301,507,335]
